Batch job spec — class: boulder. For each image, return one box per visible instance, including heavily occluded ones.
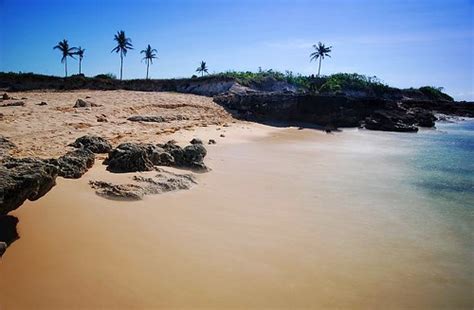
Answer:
[159,141,208,171]
[48,149,95,178]
[2,93,10,100]
[190,138,203,145]
[208,139,216,144]
[0,242,6,257]
[36,101,48,106]
[0,157,58,215]
[0,215,19,246]
[105,143,155,173]
[364,110,418,132]
[0,101,25,107]
[74,99,99,108]
[69,135,112,153]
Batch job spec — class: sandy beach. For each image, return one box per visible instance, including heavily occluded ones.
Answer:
[0,91,472,308]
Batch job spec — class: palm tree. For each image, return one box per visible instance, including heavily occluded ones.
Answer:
[53,39,77,77]
[310,42,332,76]
[140,44,158,79]
[75,46,85,75]
[196,61,208,77]
[111,30,133,80]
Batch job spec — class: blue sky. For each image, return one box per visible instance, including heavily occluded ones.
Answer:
[0,0,473,100]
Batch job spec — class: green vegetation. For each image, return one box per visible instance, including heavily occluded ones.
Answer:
[53,39,77,77]
[196,61,209,77]
[140,44,158,79]
[419,86,454,101]
[111,30,133,80]
[94,73,117,80]
[318,73,391,96]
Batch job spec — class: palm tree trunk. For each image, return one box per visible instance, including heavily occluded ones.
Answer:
[65,58,68,77]
[201,72,203,77]
[146,60,149,79]
[317,57,322,77]
[120,51,123,80]
[79,59,82,75]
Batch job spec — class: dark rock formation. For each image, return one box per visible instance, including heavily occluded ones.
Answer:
[364,110,418,132]
[74,99,100,108]
[36,101,48,106]
[2,93,10,100]
[213,91,461,132]
[127,115,189,123]
[104,140,208,173]
[69,135,112,153]
[104,143,155,173]
[48,149,95,178]
[0,136,15,157]
[0,215,19,250]
[0,101,25,107]
[0,157,58,215]
[89,181,145,200]
[208,139,216,144]
[190,138,203,145]
[0,241,6,257]
[89,169,197,200]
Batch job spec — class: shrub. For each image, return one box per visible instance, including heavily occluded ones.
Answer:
[94,73,116,80]
[418,86,453,101]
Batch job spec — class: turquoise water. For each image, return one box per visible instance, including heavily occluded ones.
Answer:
[408,120,474,207]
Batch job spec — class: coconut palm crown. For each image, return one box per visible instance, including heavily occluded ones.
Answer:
[75,46,85,75]
[310,42,332,76]
[111,30,133,80]
[53,39,77,77]
[196,61,208,77]
[140,44,158,79]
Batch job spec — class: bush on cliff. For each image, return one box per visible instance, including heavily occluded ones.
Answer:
[418,86,453,101]
[318,73,391,96]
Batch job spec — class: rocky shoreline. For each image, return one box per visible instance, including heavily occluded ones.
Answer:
[0,134,209,256]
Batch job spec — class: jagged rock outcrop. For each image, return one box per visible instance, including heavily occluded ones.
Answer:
[213,91,450,132]
[0,136,15,157]
[104,140,208,173]
[48,149,95,178]
[0,101,25,107]
[74,99,100,108]
[89,169,197,200]
[0,215,19,257]
[127,115,189,123]
[0,157,58,215]
[69,135,112,153]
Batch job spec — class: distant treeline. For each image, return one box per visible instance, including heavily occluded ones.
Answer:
[0,71,454,102]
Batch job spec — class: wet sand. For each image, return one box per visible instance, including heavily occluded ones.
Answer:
[0,124,472,309]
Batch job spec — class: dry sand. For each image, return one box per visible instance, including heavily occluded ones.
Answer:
[0,90,234,157]
[0,91,472,309]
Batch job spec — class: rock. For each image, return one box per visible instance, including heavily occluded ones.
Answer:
[190,138,203,145]
[104,140,208,173]
[48,149,95,178]
[85,96,91,99]
[69,135,112,153]
[220,134,225,137]
[89,170,197,200]
[0,136,15,157]
[74,99,99,108]
[96,115,108,122]
[0,101,25,107]
[208,139,216,144]
[364,110,418,132]
[89,181,145,200]
[159,141,208,171]
[0,242,6,257]
[0,157,58,215]
[0,215,19,246]
[128,115,166,123]
[105,143,155,173]
[128,115,189,123]
[2,93,10,100]
[408,108,437,127]
[36,101,47,106]
[133,170,197,194]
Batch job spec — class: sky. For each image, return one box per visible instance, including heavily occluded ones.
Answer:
[0,0,473,100]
